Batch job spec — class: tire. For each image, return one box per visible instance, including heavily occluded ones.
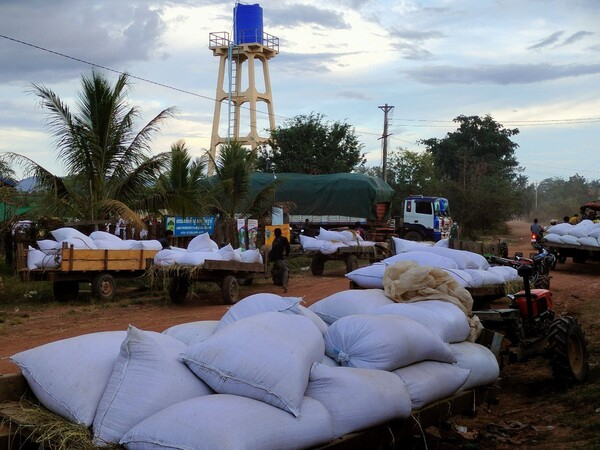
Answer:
[221,275,239,305]
[91,273,116,301]
[404,231,423,242]
[548,316,589,383]
[310,255,325,276]
[345,255,359,273]
[169,276,189,304]
[53,280,79,302]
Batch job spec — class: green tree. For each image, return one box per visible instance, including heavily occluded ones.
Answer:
[420,115,524,237]
[209,142,276,244]
[258,113,366,174]
[385,149,440,216]
[155,140,209,216]
[5,71,175,228]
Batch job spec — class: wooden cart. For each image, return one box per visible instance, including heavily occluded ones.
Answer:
[150,256,269,305]
[308,243,391,276]
[16,243,158,302]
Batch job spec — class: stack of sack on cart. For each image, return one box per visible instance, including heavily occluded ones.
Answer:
[25,227,262,270]
[543,219,600,247]
[152,231,263,267]
[11,280,499,450]
[346,236,521,290]
[26,227,164,270]
[299,227,377,255]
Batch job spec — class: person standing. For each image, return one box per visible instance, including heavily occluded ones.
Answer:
[159,230,174,249]
[269,228,290,292]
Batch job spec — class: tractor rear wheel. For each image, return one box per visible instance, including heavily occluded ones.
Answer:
[548,316,589,383]
[310,255,325,276]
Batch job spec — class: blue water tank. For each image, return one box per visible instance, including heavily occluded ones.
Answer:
[234,3,263,45]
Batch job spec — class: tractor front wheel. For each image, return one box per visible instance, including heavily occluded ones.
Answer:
[548,316,589,383]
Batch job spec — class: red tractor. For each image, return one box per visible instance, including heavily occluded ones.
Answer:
[474,264,589,383]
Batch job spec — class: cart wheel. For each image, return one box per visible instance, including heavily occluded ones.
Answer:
[557,255,566,264]
[404,231,423,242]
[345,255,359,273]
[310,255,325,276]
[548,316,589,383]
[92,273,116,301]
[53,280,80,302]
[169,277,189,304]
[222,275,239,305]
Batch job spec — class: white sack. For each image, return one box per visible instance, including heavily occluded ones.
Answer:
[413,247,490,270]
[93,327,213,446]
[393,361,470,409]
[37,239,61,251]
[10,331,127,426]
[182,312,325,417]
[51,227,97,249]
[306,363,412,437]
[560,234,581,245]
[450,341,500,390]
[546,223,573,236]
[345,263,385,289]
[140,240,163,250]
[215,293,302,332]
[187,232,219,252]
[241,248,263,263]
[27,247,45,270]
[392,236,432,253]
[375,300,470,343]
[153,249,188,266]
[324,314,456,370]
[178,250,223,266]
[441,268,474,288]
[297,304,329,335]
[577,236,600,247]
[162,320,219,345]
[487,265,521,282]
[320,240,349,255]
[309,288,394,324]
[299,235,325,252]
[317,227,353,242]
[383,251,459,269]
[543,233,563,244]
[93,239,130,250]
[464,269,506,288]
[434,238,450,248]
[120,395,335,450]
[90,231,123,244]
[218,243,243,261]
[586,225,600,238]
[568,225,594,238]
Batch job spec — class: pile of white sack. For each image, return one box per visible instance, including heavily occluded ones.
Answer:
[299,227,377,255]
[346,237,521,290]
[11,289,499,450]
[152,232,263,267]
[544,219,600,247]
[26,227,164,270]
[25,227,263,270]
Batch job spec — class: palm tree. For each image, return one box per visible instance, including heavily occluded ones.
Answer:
[5,70,175,228]
[208,141,277,244]
[155,140,209,216]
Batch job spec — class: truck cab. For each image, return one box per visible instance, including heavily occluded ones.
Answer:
[397,196,452,242]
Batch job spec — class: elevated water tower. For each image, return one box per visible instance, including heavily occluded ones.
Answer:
[208,3,279,174]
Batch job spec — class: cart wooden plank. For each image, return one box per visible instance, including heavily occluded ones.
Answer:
[60,248,158,272]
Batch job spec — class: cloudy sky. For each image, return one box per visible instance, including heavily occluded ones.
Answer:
[1,0,599,183]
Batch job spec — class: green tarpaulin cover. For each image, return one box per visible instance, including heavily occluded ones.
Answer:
[250,173,393,220]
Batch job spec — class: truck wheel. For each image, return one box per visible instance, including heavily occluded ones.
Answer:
[169,277,189,304]
[548,316,589,383]
[557,255,567,264]
[222,275,239,305]
[92,273,116,301]
[311,255,325,276]
[53,280,79,302]
[404,231,423,242]
[345,255,359,273]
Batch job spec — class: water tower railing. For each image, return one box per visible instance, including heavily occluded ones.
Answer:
[209,31,279,53]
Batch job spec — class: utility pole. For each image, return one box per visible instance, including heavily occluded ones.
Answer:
[378,103,394,183]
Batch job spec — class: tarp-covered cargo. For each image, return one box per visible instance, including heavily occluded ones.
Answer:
[250,173,394,220]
